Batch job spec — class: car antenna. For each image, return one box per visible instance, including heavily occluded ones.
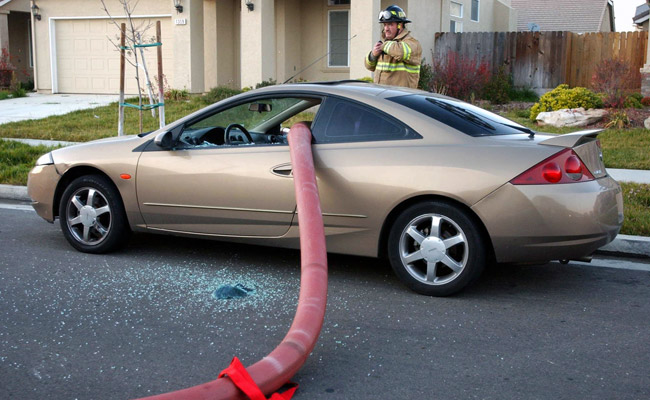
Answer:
[283,34,358,84]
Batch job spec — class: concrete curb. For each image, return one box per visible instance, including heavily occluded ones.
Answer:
[0,184,29,202]
[596,234,650,259]
[1,183,647,260]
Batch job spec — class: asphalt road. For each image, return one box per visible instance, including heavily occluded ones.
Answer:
[1,205,649,400]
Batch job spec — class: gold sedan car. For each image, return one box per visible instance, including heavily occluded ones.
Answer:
[28,82,623,296]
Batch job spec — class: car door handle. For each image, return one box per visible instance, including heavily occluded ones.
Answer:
[271,163,293,177]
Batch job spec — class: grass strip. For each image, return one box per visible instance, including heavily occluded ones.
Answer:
[0,140,60,185]
[0,96,207,142]
[620,182,650,237]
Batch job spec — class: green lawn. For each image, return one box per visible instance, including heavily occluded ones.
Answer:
[0,96,206,141]
[620,182,650,237]
[0,140,60,185]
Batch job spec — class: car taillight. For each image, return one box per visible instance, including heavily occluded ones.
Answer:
[511,149,595,185]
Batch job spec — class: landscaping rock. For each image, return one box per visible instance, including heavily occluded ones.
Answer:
[536,107,608,128]
[645,116,650,130]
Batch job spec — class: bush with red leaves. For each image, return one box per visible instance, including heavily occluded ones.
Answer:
[424,51,491,101]
[591,58,640,108]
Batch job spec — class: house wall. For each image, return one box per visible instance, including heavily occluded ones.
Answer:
[31,0,177,93]
[275,0,301,84]
[25,0,518,94]
[175,0,204,92]
[406,0,442,66]
[601,4,612,32]
[494,0,517,32]
[297,0,350,83]
[204,0,239,89]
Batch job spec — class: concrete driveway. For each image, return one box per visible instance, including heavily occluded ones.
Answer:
[0,93,120,124]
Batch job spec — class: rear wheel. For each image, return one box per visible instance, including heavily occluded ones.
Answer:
[387,201,486,296]
[59,175,130,253]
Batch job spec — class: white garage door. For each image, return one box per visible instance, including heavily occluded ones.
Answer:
[55,18,174,94]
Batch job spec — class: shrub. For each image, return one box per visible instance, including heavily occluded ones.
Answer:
[509,86,539,102]
[418,60,434,91]
[624,93,643,109]
[529,84,603,121]
[10,86,26,98]
[514,108,531,119]
[605,111,630,129]
[482,66,511,104]
[424,51,490,101]
[201,86,243,104]
[164,88,190,101]
[255,78,277,89]
[591,58,640,108]
[642,97,650,107]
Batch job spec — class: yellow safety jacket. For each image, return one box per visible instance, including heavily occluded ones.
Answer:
[364,29,422,89]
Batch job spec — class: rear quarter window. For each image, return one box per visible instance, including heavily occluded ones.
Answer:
[388,94,532,137]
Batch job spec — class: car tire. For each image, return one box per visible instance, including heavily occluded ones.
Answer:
[59,175,130,254]
[387,201,486,296]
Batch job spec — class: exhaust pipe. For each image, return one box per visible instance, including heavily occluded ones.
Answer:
[136,122,328,399]
[559,255,593,264]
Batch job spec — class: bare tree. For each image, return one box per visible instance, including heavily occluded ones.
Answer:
[100,0,158,134]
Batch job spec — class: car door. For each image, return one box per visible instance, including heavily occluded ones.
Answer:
[135,96,320,237]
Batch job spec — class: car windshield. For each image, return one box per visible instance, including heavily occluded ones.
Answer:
[190,98,306,132]
[388,94,535,137]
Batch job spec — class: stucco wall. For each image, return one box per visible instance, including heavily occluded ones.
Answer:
[275,0,301,84]
[31,0,172,93]
[601,5,612,32]
[0,0,30,12]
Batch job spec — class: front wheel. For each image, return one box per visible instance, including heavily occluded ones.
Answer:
[387,201,486,296]
[59,175,130,253]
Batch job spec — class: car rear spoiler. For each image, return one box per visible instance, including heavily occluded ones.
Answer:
[538,129,602,148]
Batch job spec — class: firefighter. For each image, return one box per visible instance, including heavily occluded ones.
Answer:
[365,5,422,89]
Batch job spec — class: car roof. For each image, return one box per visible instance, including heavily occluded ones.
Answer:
[250,80,427,101]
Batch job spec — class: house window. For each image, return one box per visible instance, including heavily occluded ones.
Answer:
[450,20,463,33]
[328,10,349,67]
[450,1,463,18]
[471,0,479,22]
[328,0,350,5]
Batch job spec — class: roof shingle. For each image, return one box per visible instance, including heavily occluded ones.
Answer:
[511,0,613,32]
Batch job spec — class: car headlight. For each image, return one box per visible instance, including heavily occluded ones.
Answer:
[35,153,54,166]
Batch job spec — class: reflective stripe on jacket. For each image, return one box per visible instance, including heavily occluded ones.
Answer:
[364,29,422,89]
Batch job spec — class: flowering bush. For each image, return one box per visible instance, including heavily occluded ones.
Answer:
[0,48,15,71]
[423,51,491,101]
[0,48,16,88]
[529,84,603,121]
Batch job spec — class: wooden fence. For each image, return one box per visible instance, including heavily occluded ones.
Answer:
[433,31,648,90]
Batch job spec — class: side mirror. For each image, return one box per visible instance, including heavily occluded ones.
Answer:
[154,131,174,149]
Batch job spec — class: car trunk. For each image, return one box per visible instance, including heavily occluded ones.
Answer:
[538,129,607,179]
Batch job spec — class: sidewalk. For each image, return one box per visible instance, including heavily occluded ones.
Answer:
[0,93,120,124]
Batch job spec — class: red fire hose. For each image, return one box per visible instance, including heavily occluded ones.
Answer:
[136,122,328,400]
